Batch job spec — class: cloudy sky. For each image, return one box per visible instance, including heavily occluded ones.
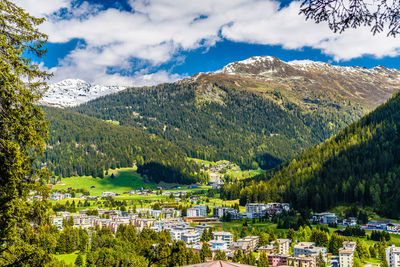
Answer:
[17,0,400,86]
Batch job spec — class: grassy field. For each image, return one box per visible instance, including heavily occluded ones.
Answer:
[189,158,264,180]
[105,119,120,125]
[54,251,85,265]
[53,167,156,196]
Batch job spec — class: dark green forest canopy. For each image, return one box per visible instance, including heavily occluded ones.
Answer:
[222,92,400,218]
[42,107,207,184]
[72,81,364,170]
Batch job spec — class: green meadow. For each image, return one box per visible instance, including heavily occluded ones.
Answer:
[53,167,156,196]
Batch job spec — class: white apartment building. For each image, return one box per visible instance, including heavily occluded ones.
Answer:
[213,231,234,246]
[276,239,291,255]
[187,206,207,217]
[294,242,327,259]
[181,231,201,244]
[386,245,400,267]
[51,216,64,230]
[339,248,354,267]
[170,229,186,241]
[213,207,229,218]
[245,203,268,214]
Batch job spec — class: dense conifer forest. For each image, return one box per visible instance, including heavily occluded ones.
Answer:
[73,81,363,170]
[41,107,206,184]
[221,92,400,218]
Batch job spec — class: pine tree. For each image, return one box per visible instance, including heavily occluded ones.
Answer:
[244,252,256,265]
[317,252,326,267]
[232,250,244,263]
[258,252,269,267]
[287,228,295,241]
[75,254,83,266]
[200,243,212,262]
[214,250,227,261]
[0,0,52,265]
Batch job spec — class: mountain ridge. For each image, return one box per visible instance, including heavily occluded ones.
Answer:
[71,55,400,170]
[40,78,126,108]
[41,56,400,108]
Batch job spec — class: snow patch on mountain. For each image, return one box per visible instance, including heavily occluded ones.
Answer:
[217,56,400,79]
[40,79,126,108]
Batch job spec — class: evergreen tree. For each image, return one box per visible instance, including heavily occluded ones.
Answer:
[258,252,269,267]
[75,254,83,266]
[232,250,244,263]
[0,0,52,265]
[328,233,345,255]
[244,252,256,265]
[214,250,227,261]
[287,228,295,241]
[200,243,212,262]
[317,252,326,267]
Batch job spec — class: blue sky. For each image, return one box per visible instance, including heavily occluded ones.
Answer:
[17,0,400,86]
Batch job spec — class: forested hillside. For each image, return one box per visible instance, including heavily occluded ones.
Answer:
[73,80,364,170]
[41,107,207,184]
[221,92,400,218]
[71,57,400,170]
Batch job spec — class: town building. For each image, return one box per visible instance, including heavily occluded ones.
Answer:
[339,248,354,267]
[245,203,268,219]
[209,240,228,251]
[51,216,64,230]
[213,231,233,246]
[293,242,327,259]
[386,245,400,267]
[181,231,201,245]
[101,192,116,198]
[213,207,229,218]
[275,239,291,255]
[258,245,276,255]
[312,212,338,225]
[236,236,259,251]
[288,255,317,267]
[268,254,289,266]
[187,206,207,217]
[195,224,212,234]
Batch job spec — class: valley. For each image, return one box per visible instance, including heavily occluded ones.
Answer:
[41,58,400,266]
[5,1,400,266]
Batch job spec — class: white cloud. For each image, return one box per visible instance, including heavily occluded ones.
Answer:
[16,0,400,86]
[15,0,70,17]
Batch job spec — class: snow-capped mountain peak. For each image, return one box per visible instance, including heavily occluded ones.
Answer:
[216,56,400,80]
[40,79,126,108]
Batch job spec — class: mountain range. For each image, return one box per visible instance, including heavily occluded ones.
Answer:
[41,56,400,183]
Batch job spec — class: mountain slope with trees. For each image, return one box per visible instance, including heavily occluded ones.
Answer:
[221,92,400,218]
[72,56,400,170]
[42,107,207,184]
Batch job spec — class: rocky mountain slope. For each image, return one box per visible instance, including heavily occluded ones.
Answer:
[208,56,400,109]
[40,79,126,108]
[71,56,400,170]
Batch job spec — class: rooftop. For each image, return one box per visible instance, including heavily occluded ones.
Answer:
[182,261,255,267]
